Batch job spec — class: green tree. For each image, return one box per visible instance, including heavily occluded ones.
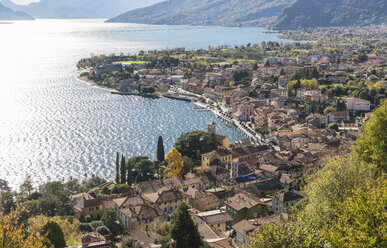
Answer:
[41,220,66,248]
[121,154,126,184]
[248,221,325,248]
[115,152,120,184]
[174,131,218,164]
[171,202,207,248]
[182,156,195,175]
[19,174,34,201]
[111,185,119,194]
[100,186,110,195]
[335,99,346,111]
[0,179,15,214]
[117,184,131,193]
[297,155,377,229]
[325,178,386,247]
[157,136,165,163]
[127,156,155,183]
[101,208,125,239]
[37,182,74,217]
[355,101,387,172]
[78,223,93,233]
[0,209,48,248]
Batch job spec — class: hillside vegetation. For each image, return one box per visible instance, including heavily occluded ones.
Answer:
[107,0,293,26]
[274,0,387,29]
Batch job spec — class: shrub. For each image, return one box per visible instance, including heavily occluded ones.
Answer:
[118,184,131,193]
[100,186,110,195]
[111,185,119,194]
[78,223,93,233]
[96,226,110,236]
[90,220,104,230]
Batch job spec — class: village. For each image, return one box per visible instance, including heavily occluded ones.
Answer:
[6,26,385,248]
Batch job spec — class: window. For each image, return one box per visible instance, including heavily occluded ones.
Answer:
[217,223,220,227]
[96,207,99,210]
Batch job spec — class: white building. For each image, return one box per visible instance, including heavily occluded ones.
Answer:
[346,97,371,111]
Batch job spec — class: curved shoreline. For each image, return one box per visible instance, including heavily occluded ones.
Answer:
[77,74,267,148]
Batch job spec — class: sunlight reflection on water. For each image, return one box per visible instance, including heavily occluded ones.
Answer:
[0,19,285,188]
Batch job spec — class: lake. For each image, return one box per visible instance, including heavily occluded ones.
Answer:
[0,19,286,189]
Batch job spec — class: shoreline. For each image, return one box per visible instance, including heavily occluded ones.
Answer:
[77,75,258,145]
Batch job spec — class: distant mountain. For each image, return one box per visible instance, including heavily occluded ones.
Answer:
[274,0,387,29]
[107,0,293,27]
[1,0,163,19]
[0,2,34,20]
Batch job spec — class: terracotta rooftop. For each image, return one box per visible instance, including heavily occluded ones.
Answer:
[273,191,304,203]
[226,193,265,211]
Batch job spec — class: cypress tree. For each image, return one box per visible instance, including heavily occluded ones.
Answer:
[115,152,120,184]
[157,136,165,163]
[171,202,207,248]
[41,220,66,248]
[120,154,126,184]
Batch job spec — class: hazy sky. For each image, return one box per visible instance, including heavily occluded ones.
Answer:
[9,0,40,5]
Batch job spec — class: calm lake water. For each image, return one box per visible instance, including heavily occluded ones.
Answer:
[0,19,286,189]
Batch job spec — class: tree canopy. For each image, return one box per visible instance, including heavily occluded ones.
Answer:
[325,177,386,247]
[101,208,125,239]
[127,156,156,183]
[298,154,377,229]
[0,207,48,248]
[354,100,387,172]
[171,202,209,248]
[174,131,218,164]
[157,136,165,163]
[164,148,184,179]
[41,219,66,248]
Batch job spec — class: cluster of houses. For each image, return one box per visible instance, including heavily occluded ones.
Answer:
[73,30,386,247]
[68,123,321,247]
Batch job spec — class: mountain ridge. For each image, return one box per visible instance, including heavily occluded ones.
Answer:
[0,2,34,20]
[106,0,293,27]
[1,0,163,19]
[274,0,387,29]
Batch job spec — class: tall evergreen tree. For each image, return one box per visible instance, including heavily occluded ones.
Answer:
[171,202,208,248]
[120,154,126,184]
[115,152,120,184]
[157,136,165,163]
[41,220,66,248]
